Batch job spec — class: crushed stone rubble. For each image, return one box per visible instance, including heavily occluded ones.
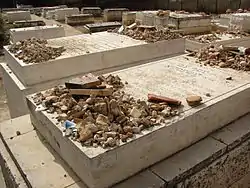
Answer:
[32,74,181,149]
[192,45,250,71]
[185,30,249,44]
[225,8,250,14]
[111,26,181,43]
[9,37,65,64]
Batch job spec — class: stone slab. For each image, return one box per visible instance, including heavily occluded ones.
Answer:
[54,8,79,21]
[1,63,32,118]
[169,12,212,29]
[85,22,122,32]
[103,8,129,22]
[152,112,250,186]
[0,135,27,188]
[185,35,250,51]
[229,13,250,32]
[4,33,184,86]
[151,137,226,184]
[42,6,62,17]
[6,11,31,23]
[13,20,45,28]
[176,139,250,188]
[81,7,102,17]
[218,14,232,27]
[210,113,250,149]
[1,53,181,118]
[9,25,65,43]
[65,14,94,25]
[0,114,33,140]
[122,12,136,26]
[5,131,80,188]
[2,8,29,13]
[27,54,250,188]
[135,11,158,26]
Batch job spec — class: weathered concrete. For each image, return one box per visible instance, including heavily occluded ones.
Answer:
[0,167,6,188]
[2,32,184,118]
[103,8,129,22]
[229,13,250,32]
[169,12,212,33]
[4,34,184,86]
[135,11,158,26]
[9,25,65,43]
[218,14,232,27]
[84,22,121,32]
[122,12,136,26]
[42,6,67,18]
[152,113,250,187]
[81,7,102,17]
[155,16,169,29]
[27,54,250,188]
[13,20,45,28]
[0,33,144,118]
[30,14,82,37]
[0,111,249,188]
[1,8,29,13]
[6,11,31,23]
[65,14,94,25]
[185,35,250,51]
[54,8,80,21]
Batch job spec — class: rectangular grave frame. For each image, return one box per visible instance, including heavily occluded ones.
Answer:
[185,36,250,51]
[4,38,185,86]
[27,78,250,188]
[9,25,65,43]
[169,13,212,29]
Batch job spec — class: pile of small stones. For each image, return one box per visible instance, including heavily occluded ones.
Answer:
[32,75,180,148]
[156,10,170,17]
[186,31,249,44]
[123,27,181,43]
[194,45,250,71]
[9,38,65,64]
[226,8,250,14]
[185,33,221,43]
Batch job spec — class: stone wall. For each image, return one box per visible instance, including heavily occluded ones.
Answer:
[156,0,250,13]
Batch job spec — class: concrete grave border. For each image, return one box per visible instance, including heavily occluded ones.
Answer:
[26,80,250,188]
[4,38,185,86]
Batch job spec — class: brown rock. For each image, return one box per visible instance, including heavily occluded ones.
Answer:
[96,114,109,130]
[78,128,93,142]
[106,131,117,138]
[219,62,227,68]
[85,123,99,133]
[106,137,116,147]
[109,99,122,116]
[129,107,142,118]
[132,127,141,134]
[65,73,101,89]
[94,102,108,115]
[186,95,202,106]
[123,126,132,133]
